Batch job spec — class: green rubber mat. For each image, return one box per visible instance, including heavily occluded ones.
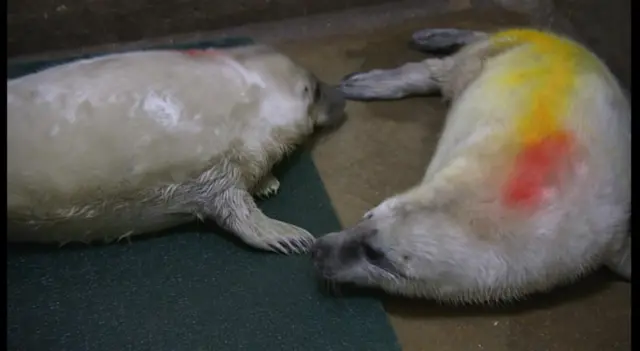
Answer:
[7,39,400,351]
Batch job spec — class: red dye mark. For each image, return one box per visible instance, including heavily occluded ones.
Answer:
[502,131,575,208]
[182,49,221,57]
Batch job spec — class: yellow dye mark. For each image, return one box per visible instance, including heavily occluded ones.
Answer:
[487,29,595,207]
[489,29,588,145]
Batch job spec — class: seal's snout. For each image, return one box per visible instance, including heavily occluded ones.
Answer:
[311,236,340,278]
[312,231,365,279]
[325,85,346,112]
[311,239,330,265]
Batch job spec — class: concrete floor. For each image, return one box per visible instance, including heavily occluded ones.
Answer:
[276,8,631,351]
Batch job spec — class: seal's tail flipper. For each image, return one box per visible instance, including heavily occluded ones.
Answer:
[339,28,490,101]
[411,28,488,54]
[339,59,453,101]
[207,188,315,254]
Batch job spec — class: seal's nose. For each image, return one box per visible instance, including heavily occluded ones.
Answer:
[311,240,328,262]
[323,84,345,110]
[311,238,338,269]
[318,83,346,128]
[311,239,337,279]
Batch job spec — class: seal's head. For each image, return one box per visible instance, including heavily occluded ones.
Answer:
[232,45,346,129]
[305,77,347,129]
[311,195,490,302]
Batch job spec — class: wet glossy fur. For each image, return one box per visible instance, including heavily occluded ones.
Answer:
[8,45,345,254]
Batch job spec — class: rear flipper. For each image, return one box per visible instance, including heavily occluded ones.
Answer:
[205,187,315,254]
[339,59,454,101]
[339,28,502,101]
[605,235,631,280]
[411,28,488,54]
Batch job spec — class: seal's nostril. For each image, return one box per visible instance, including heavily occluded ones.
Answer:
[311,243,322,261]
[311,240,331,262]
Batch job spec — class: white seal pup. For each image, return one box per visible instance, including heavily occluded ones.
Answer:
[312,28,630,302]
[8,45,345,254]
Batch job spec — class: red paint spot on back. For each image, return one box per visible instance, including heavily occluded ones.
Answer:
[502,131,575,208]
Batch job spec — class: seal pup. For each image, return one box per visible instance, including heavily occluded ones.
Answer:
[312,28,630,302]
[8,45,345,254]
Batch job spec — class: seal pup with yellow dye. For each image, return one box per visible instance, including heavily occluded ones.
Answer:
[313,28,630,302]
[8,45,346,254]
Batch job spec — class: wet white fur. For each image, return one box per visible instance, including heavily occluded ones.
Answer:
[8,46,329,252]
[319,32,630,303]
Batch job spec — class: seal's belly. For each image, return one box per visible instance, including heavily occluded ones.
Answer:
[8,207,194,244]
[7,180,209,244]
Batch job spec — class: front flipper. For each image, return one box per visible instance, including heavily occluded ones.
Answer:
[411,28,488,54]
[339,60,452,101]
[206,187,315,254]
[252,173,281,199]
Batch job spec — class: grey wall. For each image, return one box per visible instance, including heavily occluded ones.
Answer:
[8,0,631,93]
[8,0,404,57]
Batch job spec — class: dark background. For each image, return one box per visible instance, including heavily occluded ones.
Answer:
[7,0,632,94]
[8,0,402,57]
